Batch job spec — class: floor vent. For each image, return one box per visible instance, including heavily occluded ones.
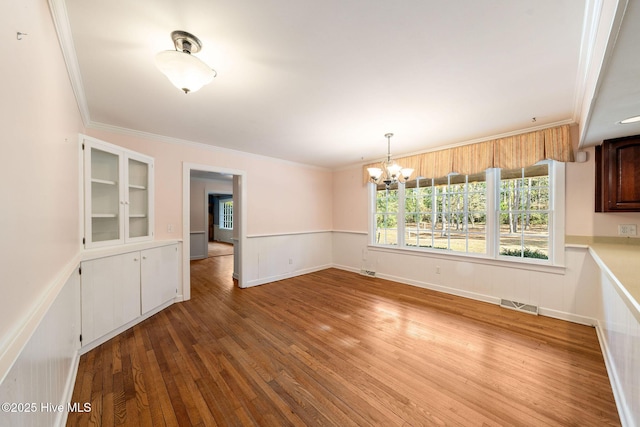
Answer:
[360,269,376,277]
[500,299,538,315]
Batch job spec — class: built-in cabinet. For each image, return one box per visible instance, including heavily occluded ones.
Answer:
[80,243,179,347]
[595,135,640,212]
[140,245,179,314]
[79,134,179,350]
[83,136,154,248]
[80,251,141,345]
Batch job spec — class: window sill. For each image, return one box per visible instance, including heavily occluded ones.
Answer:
[367,244,566,275]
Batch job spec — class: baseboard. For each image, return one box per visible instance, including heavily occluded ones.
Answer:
[375,271,501,306]
[595,320,632,427]
[244,264,333,288]
[55,349,81,427]
[537,307,596,326]
[333,265,600,327]
[331,264,360,274]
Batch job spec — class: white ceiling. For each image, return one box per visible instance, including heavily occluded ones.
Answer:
[56,0,640,169]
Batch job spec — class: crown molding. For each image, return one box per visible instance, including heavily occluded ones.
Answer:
[86,121,332,172]
[48,0,91,126]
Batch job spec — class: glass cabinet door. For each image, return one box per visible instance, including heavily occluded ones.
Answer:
[83,135,154,248]
[127,156,151,240]
[88,145,122,245]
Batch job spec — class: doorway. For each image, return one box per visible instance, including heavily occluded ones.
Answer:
[182,163,246,301]
[207,192,234,258]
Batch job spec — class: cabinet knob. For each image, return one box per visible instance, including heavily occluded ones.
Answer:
[143,256,147,260]
[133,258,138,261]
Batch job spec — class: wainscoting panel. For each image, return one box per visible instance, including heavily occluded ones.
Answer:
[190,231,207,260]
[244,231,332,287]
[330,232,599,325]
[595,259,639,427]
[0,268,81,427]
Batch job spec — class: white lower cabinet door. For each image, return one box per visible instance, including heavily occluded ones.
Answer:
[141,244,178,314]
[81,253,141,345]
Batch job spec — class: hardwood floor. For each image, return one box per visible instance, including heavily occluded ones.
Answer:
[208,241,234,257]
[68,255,620,426]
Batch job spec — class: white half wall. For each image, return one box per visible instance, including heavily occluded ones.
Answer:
[331,231,600,326]
[190,231,207,260]
[0,269,81,427]
[592,251,639,427]
[244,232,333,287]
[214,226,234,244]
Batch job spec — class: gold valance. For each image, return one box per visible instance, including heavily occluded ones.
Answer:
[363,124,573,184]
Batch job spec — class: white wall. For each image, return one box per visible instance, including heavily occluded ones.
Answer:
[0,271,81,427]
[591,250,640,427]
[245,232,333,287]
[0,0,84,383]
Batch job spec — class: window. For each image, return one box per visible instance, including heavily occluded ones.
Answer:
[403,172,487,254]
[499,164,549,259]
[220,200,233,230]
[374,186,399,245]
[371,161,563,264]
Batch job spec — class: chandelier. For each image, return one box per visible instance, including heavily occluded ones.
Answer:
[155,31,217,94]
[367,133,414,187]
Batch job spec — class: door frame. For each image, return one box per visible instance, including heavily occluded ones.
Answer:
[206,191,233,245]
[182,162,247,300]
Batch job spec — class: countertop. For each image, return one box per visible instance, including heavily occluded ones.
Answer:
[567,236,640,315]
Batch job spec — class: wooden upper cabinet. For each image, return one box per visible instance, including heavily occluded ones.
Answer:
[595,135,640,212]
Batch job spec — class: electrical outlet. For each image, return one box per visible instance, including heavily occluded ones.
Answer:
[289,258,293,265]
[436,266,441,274]
[167,224,174,233]
[618,224,637,236]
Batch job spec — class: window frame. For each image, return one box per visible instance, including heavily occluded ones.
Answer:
[219,199,233,230]
[368,161,565,267]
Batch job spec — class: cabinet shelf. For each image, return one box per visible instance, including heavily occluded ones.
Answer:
[83,135,154,248]
[92,178,118,186]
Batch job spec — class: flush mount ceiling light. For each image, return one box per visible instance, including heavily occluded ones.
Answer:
[155,30,216,94]
[618,115,640,124]
[367,133,414,188]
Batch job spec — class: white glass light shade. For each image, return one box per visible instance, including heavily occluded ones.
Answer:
[401,168,414,180]
[385,161,402,178]
[155,50,216,93]
[367,167,383,181]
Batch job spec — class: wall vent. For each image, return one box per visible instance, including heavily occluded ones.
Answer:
[500,299,538,315]
[360,269,376,277]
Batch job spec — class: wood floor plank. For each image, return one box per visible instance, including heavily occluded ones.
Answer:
[68,255,620,426]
